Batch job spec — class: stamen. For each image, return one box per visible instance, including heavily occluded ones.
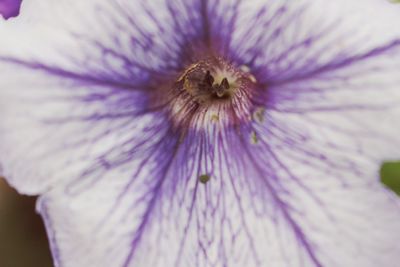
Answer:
[220,78,230,90]
[212,76,230,98]
[169,57,258,129]
[203,71,214,87]
[179,62,239,103]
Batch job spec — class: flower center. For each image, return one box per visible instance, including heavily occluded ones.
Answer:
[177,58,241,104]
[166,57,258,129]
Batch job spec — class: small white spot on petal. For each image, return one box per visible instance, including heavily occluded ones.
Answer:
[240,65,251,73]
[248,74,257,83]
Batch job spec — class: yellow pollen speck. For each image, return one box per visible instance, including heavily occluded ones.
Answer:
[253,107,265,123]
[250,131,258,145]
[199,174,211,184]
[211,114,219,122]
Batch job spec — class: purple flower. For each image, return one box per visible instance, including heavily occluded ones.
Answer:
[0,0,22,20]
[1,0,400,266]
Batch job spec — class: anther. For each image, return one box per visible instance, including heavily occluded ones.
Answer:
[213,77,231,98]
[203,71,214,86]
[220,78,230,90]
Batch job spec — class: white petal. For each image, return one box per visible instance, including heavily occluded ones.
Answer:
[0,0,178,193]
[0,1,399,267]
[36,128,400,267]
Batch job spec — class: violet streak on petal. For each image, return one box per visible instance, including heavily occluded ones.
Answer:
[0,0,22,19]
[1,0,400,267]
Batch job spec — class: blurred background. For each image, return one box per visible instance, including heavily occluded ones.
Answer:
[0,163,399,267]
[0,178,52,267]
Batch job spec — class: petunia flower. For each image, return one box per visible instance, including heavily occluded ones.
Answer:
[0,0,22,20]
[1,0,400,266]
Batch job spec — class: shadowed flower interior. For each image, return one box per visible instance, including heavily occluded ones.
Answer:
[1,0,400,267]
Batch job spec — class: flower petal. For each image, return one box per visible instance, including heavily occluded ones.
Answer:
[36,125,400,267]
[0,0,187,193]
[0,0,22,20]
[1,0,400,267]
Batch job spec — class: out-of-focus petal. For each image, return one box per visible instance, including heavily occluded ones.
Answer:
[0,0,22,19]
